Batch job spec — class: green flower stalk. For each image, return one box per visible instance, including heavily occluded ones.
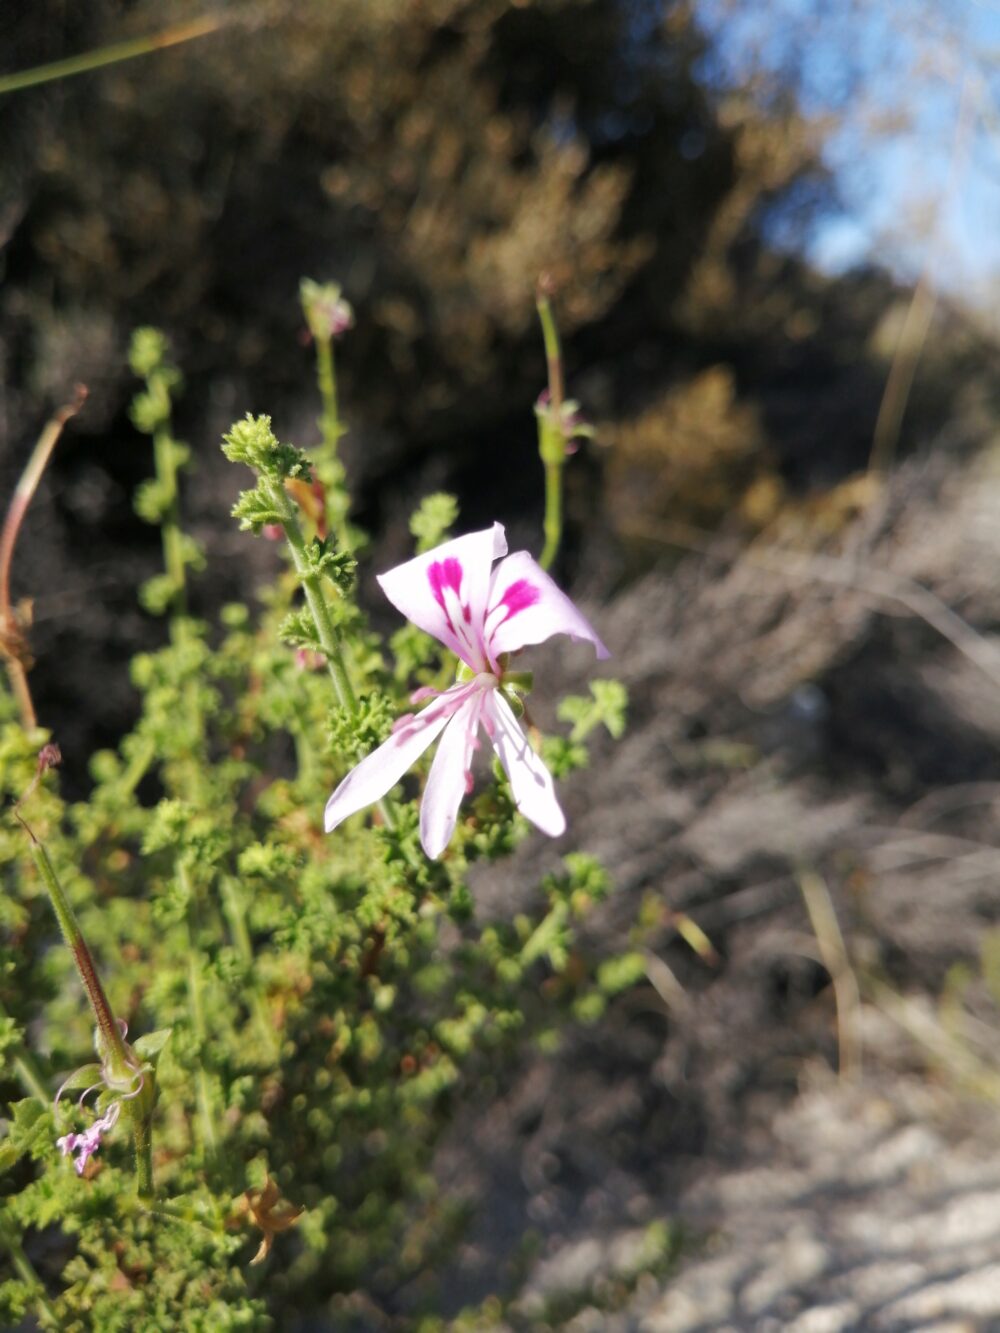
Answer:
[130,328,202,627]
[223,413,402,835]
[17,748,157,1196]
[300,278,353,457]
[534,282,593,571]
[300,278,355,546]
[268,476,358,713]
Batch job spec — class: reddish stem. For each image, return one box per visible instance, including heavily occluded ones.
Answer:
[0,386,87,729]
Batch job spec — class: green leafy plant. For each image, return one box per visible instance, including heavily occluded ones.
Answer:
[0,290,632,1328]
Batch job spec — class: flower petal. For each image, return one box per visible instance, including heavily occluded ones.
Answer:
[484,551,610,663]
[420,692,485,858]
[324,684,473,833]
[484,692,566,837]
[377,524,508,670]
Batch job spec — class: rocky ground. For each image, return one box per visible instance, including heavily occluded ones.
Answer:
[428,418,1000,1330]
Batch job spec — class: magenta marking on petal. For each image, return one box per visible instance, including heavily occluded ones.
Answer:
[428,557,464,626]
[410,686,439,704]
[464,770,475,794]
[496,579,541,625]
[391,714,421,744]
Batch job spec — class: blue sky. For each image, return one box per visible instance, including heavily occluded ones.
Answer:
[693,0,1000,307]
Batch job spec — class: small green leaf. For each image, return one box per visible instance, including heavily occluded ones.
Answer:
[139,573,182,615]
[222,414,312,481]
[231,485,286,534]
[129,326,171,378]
[409,493,459,553]
[558,678,628,743]
[597,951,647,996]
[327,693,394,759]
[55,1064,104,1096]
[134,477,173,524]
[305,536,356,593]
[6,1098,53,1162]
[132,1029,172,1063]
[279,608,324,652]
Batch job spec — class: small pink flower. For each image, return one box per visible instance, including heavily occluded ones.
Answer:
[301,280,355,342]
[57,1100,121,1176]
[324,523,609,857]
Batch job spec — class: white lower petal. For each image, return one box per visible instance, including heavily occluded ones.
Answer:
[484,692,566,837]
[324,686,472,833]
[419,694,484,858]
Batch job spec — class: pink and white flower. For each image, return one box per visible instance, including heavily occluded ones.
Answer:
[324,523,609,858]
[54,1018,146,1177]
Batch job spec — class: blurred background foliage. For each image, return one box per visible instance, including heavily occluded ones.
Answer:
[1,0,999,806]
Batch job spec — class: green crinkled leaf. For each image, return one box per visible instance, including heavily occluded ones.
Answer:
[278,608,323,651]
[541,734,589,778]
[134,477,173,524]
[6,1099,53,1163]
[558,677,628,743]
[236,842,301,881]
[520,902,569,969]
[140,572,183,615]
[129,326,171,378]
[222,414,312,480]
[409,492,459,553]
[327,692,394,759]
[597,950,648,996]
[130,386,170,434]
[231,485,286,534]
[590,678,628,737]
[142,799,193,854]
[178,531,205,572]
[305,536,356,593]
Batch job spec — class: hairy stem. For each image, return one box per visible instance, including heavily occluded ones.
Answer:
[264,476,398,833]
[264,477,356,711]
[22,828,130,1076]
[315,335,341,458]
[540,461,563,574]
[129,1101,155,1200]
[536,291,565,412]
[153,417,188,623]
